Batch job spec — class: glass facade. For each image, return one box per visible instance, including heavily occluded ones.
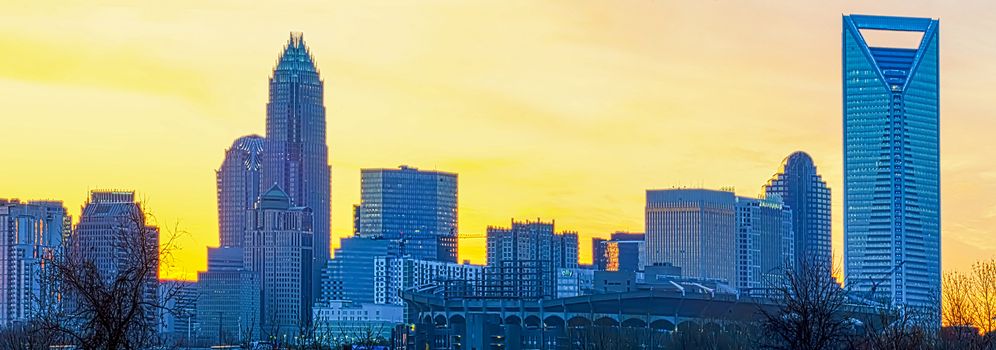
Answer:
[763,151,831,272]
[358,166,458,262]
[262,33,331,298]
[0,199,68,327]
[842,15,940,308]
[216,135,264,248]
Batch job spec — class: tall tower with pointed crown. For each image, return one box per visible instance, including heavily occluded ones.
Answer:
[262,32,330,299]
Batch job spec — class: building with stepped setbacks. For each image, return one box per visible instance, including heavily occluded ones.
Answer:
[243,185,313,338]
[262,33,331,299]
[842,15,941,310]
[216,135,264,248]
[763,151,831,273]
[0,199,69,327]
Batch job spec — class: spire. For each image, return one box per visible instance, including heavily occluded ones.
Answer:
[274,32,318,74]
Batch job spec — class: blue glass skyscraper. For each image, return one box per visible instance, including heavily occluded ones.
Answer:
[262,33,330,297]
[357,166,458,262]
[842,15,940,308]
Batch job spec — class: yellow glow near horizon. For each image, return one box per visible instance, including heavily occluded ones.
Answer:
[2,1,995,281]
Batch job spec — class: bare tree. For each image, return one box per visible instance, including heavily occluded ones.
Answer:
[34,203,186,350]
[759,260,852,350]
[939,259,996,350]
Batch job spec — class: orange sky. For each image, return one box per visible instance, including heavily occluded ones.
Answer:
[1,1,994,281]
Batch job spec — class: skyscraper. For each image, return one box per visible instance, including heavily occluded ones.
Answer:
[358,166,458,262]
[196,247,259,344]
[216,135,264,247]
[735,196,794,290]
[262,33,330,297]
[0,199,68,327]
[763,151,831,271]
[645,189,793,290]
[243,185,314,337]
[74,191,160,325]
[645,189,737,285]
[842,15,940,308]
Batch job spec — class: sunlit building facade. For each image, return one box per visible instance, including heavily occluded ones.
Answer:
[0,199,68,327]
[646,189,737,286]
[216,134,264,248]
[592,232,645,272]
[262,33,331,298]
[842,15,941,308]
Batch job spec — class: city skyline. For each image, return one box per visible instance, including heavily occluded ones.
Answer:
[3,2,995,281]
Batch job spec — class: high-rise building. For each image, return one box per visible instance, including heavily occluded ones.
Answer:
[358,166,458,262]
[645,189,793,290]
[645,189,737,285]
[323,237,481,305]
[243,185,313,337]
[592,232,645,272]
[0,199,68,327]
[842,15,941,308]
[763,151,831,272]
[216,135,264,247]
[485,219,579,299]
[74,191,160,325]
[262,33,331,298]
[735,197,794,290]
[196,247,259,344]
[323,237,397,305]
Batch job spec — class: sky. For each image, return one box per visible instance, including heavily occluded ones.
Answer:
[1,1,994,281]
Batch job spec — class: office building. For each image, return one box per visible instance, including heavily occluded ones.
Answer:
[357,166,458,262]
[842,15,941,308]
[323,237,397,305]
[196,247,259,344]
[0,199,68,326]
[262,33,331,298]
[323,237,481,306]
[645,189,737,286]
[763,151,831,272]
[243,185,314,337]
[74,191,160,325]
[735,197,794,290]
[645,189,792,290]
[216,135,264,247]
[592,232,645,272]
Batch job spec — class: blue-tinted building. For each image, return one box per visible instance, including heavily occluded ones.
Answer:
[358,166,458,262]
[262,33,331,297]
[842,15,940,308]
[763,152,831,272]
[0,199,68,327]
[196,247,259,344]
[216,135,264,248]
